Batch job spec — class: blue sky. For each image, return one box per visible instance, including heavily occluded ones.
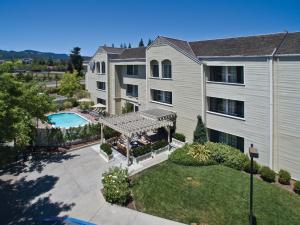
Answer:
[0,0,299,56]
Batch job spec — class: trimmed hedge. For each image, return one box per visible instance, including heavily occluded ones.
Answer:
[260,166,276,183]
[101,143,112,156]
[152,140,168,151]
[294,181,300,194]
[173,133,186,142]
[169,142,248,170]
[132,144,152,157]
[243,159,260,174]
[278,169,291,185]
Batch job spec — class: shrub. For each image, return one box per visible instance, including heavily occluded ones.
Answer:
[103,127,120,139]
[193,115,207,144]
[169,145,207,166]
[243,159,260,174]
[278,169,291,185]
[260,166,276,182]
[132,144,152,157]
[207,142,248,170]
[152,140,168,151]
[63,101,73,109]
[294,181,300,194]
[102,167,130,205]
[100,143,112,156]
[80,101,92,110]
[68,98,79,107]
[187,144,214,165]
[173,133,186,142]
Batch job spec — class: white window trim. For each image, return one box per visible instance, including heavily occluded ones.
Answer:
[206,111,245,121]
[150,89,172,105]
[208,65,245,85]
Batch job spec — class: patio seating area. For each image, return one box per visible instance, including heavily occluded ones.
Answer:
[98,109,176,165]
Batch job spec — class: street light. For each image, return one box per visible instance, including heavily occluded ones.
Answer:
[249,144,259,225]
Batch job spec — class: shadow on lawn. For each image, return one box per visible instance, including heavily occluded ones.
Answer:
[0,151,80,176]
[0,175,75,225]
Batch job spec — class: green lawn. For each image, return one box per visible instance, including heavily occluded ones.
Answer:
[131,161,300,225]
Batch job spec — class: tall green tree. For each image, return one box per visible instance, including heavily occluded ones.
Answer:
[139,38,144,47]
[128,43,132,48]
[0,74,54,147]
[69,47,83,74]
[59,71,81,97]
[193,115,207,144]
[147,39,153,46]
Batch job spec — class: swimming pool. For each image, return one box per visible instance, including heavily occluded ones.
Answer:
[47,112,90,128]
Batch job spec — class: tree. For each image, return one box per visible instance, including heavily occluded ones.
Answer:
[147,39,153,46]
[0,73,54,147]
[120,43,123,48]
[112,43,115,48]
[67,61,73,73]
[69,47,83,75]
[128,43,132,48]
[123,43,127,48]
[139,38,144,47]
[193,115,207,144]
[0,61,14,74]
[59,71,81,97]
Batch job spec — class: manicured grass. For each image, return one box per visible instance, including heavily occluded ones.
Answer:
[131,161,300,225]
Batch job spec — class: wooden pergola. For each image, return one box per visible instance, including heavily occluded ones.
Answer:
[98,109,176,165]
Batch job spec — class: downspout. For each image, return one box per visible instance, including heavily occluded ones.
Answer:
[269,49,275,169]
[269,31,288,169]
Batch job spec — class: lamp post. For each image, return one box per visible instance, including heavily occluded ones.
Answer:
[249,144,259,225]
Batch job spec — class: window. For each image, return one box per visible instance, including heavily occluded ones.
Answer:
[209,66,244,84]
[162,59,172,78]
[208,97,244,118]
[208,129,244,152]
[96,62,100,73]
[96,81,106,90]
[97,98,106,105]
[127,65,139,76]
[126,84,138,97]
[101,62,106,74]
[150,60,159,77]
[151,89,172,105]
[90,61,95,73]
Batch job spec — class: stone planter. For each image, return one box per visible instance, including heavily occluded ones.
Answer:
[153,145,170,155]
[171,138,188,148]
[133,151,153,164]
[99,149,114,162]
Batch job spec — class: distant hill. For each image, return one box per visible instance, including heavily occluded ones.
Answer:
[0,49,69,60]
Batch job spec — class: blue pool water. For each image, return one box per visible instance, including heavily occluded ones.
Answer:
[48,113,89,128]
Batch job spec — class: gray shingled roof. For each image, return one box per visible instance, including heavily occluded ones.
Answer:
[118,47,146,59]
[189,33,287,57]
[161,36,197,58]
[276,32,300,55]
[102,46,124,54]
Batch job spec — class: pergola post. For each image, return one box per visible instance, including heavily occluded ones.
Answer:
[126,136,131,166]
[166,126,171,150]
[100,124,104,144]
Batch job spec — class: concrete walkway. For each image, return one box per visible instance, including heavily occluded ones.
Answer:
[0,145,184,225]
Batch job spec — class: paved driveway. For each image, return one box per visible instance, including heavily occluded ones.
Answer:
[0,146,183,225]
